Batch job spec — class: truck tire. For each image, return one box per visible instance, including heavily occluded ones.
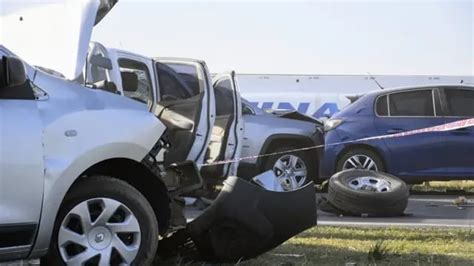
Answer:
[262,145,315,191]
[327,170,409,217]
[42,176,159,265]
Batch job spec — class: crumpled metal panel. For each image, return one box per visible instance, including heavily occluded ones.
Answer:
[187,176,316,262]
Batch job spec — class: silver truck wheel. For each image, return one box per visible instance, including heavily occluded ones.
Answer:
[58,198,141,265]
[272,154,308,191]
[347,175,391,192]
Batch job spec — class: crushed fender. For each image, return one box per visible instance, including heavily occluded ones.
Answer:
[186,176,317,262]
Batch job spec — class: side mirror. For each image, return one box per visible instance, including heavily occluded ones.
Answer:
[90,54,113,70]
[93,80,119,94]
[1,56,27,88]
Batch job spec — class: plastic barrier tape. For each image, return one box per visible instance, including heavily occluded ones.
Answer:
[199,118,474,167]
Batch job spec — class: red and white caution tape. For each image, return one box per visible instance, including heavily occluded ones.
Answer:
[199,118,474,167]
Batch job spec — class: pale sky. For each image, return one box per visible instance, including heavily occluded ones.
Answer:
[22,0,474,75]
[91,0,473,75]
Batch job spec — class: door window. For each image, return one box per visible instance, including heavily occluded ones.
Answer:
[156,62,205,102]
[118,58,153,105]
[155,62,197,101]
[214,78,235,116]
[375,95,388,116]
[444,88,474,117]
[163,63,202,96]
[388,90,434,117]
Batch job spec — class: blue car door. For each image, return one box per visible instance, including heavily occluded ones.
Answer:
[373,88,447,179]
[438,87,474,177]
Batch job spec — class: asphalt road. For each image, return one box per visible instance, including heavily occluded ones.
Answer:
[317,194,474,228]
[185,194,474,228]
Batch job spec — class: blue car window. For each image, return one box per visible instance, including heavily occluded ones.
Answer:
[389,90,434,117]
[445,89,474,117]
[376,95,388,116]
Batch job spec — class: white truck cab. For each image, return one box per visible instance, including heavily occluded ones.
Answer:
[85,42,243,179]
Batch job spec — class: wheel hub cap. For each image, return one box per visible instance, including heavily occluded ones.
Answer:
[348,176,391,192]
[58,197,141,265]
[343,154,378,171]
[88,226,112,250]
[272,154,308,191]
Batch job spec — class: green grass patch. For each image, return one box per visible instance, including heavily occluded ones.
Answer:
[412,181,474,193]
[239,226,474,266]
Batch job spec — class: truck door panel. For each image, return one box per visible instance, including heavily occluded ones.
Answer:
[201,72,243,178]
[154,61,214,166]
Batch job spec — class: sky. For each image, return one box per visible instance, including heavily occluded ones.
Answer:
[91,0,473,76]
[3,0,473,76]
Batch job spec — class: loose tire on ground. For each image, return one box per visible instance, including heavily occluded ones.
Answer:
[42,176,159,265]
[327,170,409,217]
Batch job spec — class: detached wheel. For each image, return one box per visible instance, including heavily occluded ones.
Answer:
[42,176,159,265]
[336,148,385,172]
[327,170,409,216]
[262,146,315,191]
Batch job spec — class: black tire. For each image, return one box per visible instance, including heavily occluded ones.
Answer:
[336,148,385,172]
[42,176,159,266]
[327,170,409,217]
[262,146,316,187]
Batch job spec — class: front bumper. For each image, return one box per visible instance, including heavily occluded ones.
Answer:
[319,130,345,179]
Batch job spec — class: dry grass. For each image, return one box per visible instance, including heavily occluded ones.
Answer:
[412,181,474,193]
[239,226,474,266]
[161,226,474,265]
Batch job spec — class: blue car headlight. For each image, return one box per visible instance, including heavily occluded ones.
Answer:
[324,119,344,132]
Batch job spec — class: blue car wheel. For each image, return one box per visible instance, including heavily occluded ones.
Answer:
[336,148,385,173]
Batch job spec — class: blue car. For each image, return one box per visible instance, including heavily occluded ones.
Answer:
[320,84,474,183]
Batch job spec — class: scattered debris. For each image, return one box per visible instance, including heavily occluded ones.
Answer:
[272,253,305,258]
[454,196,468,206]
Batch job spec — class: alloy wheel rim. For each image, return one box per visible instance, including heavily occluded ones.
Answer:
[343,154,378,171]
[272,154,307,191]
[58,197,141,265]
[347,176,392,192]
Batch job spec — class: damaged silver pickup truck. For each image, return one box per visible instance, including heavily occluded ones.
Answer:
[0,0,316,265]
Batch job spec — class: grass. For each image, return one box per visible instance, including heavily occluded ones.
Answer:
[160,226,474,265]
[237,226,474,266]
[367,240,389,262]
[411,181,474,193]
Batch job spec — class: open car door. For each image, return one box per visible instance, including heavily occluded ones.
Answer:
[201,71,243,178]
[153,59,215,167]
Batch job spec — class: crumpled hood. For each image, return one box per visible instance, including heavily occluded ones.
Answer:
[0,0,117,80]
[267,110,323,126]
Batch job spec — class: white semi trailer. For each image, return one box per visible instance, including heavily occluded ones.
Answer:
[237,74,474,118]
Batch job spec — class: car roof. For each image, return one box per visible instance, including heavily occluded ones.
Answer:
[366,83,474,97]
[154,57,205,65]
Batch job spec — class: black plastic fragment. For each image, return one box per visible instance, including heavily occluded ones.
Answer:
[187,176,317,262]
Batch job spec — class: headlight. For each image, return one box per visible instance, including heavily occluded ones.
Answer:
[324,119,344,132]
